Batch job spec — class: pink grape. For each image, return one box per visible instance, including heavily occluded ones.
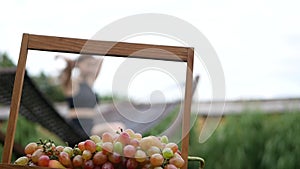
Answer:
[117,132,130,145]
[102,132,114,143]
[123,145,136,157]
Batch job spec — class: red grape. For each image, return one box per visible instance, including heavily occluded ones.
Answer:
[72,155,83,167]
[59,151,72,167]
[78,141,86,151]
[93,151,108,165]
[84,159,94,169]
[31,149,44,163]
[126,158,138,169]
[38,155,50,167]
[102,161,114,169]
[108,152,122,164]
[85,139,97,153]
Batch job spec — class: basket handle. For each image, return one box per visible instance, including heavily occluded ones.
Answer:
[188,156,205,169]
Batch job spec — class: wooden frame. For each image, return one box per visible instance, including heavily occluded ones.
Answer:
[1,33,194,169]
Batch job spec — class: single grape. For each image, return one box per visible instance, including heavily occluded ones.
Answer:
[134,133,142,140]
[78,141,86,151]
[96,142,103,152]
[63,146,74,157]
[108,152,122,164]
[135,149,147,163]
[55,145,65,153]
[85,140,97,153]
[150,153,164,166]
[162,148,174,159]
[160,136,169,144]
[93,151,108,165]
[117,132,130,145]
[38,155,50,167]
[123,145,136,158]
[24,142,38,155]
[113,141,123,154]
[126,158,138,169]
[90,135,102,143]
[59,151,72,167]
[72,155,83,167]
[169,153,184,168]
[102,161,114,169]
[102,132,114,143]
[84,160,94,169]
[14,156,29,165]
[73,147,82,155]
[82,150,93,160]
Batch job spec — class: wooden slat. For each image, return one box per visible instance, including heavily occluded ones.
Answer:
[0,164,50,169]
[181,48,194,169]
[27,34,189,62]
[2,34,29,163]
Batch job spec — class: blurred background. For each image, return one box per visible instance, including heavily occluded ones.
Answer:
[1,1,300,168]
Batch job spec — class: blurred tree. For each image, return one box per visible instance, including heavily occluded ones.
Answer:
[0,52,15,67]
[32,72,65,102]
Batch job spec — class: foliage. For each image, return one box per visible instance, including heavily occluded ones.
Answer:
[189,112,300,169]
[0,52,15,68]
[32,72,65,102]
[0,115,64,161]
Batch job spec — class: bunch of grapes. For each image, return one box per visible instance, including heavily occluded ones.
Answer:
[14,129,184,169]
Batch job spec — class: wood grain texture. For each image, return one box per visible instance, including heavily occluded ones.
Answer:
[0,164,52,169]
[181,48,194,169]
[27,34,189,61]
[2,34,29,163]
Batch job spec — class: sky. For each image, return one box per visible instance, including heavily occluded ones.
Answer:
[0,0,300,101]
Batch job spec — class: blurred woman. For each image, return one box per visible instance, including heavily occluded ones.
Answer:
[56,54,102,135]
